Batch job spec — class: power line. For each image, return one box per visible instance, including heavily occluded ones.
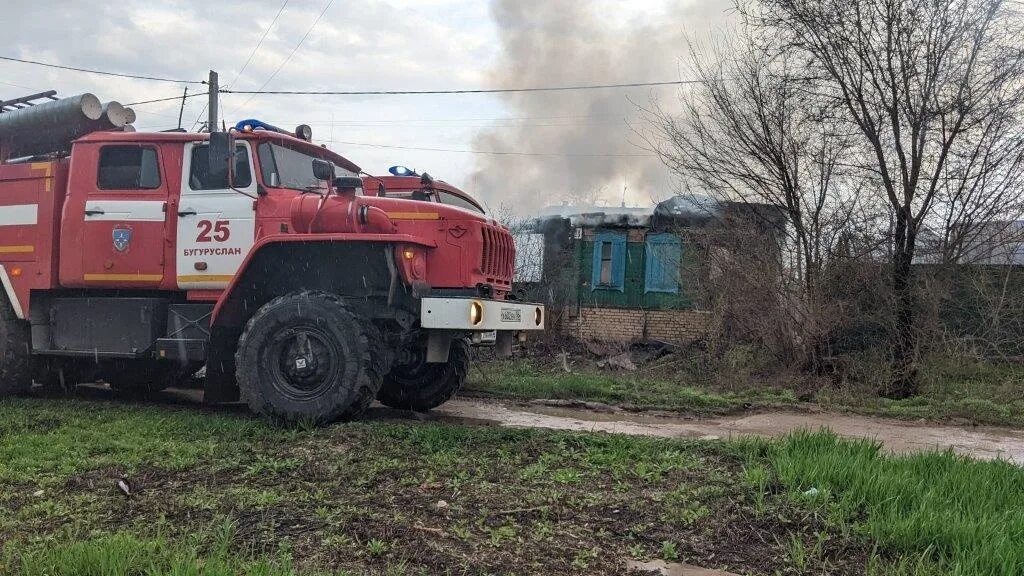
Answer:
[134,120,630,132]
[136,113,632,130]
[126,92,209,106]
[320,139,655,157]
[210,0,292,126]
[117,78,696,108]
[229,0,291,89]
[222,79,699,97]
[207,0,291,129]
[0,55,204,84]
[191,102,210,132]
[234,0,334,112]
[302,120,630,129]
[132,108,187,120]
[266,113,637,123]
[0,79,38,90]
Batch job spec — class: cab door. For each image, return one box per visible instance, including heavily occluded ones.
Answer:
[79,145,169,287]
[175,142,258,290]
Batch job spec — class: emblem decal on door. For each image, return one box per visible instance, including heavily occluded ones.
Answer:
[112,227,132,252]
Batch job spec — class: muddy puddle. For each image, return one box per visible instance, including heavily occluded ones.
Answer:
[422,398,1024,464]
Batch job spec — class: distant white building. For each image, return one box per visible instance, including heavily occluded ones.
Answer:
[513,232,545,283]
[915,221,1024,265]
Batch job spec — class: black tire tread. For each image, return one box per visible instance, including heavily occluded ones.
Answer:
[340,317,387,420]
[377,339,469,411]
[235,291,383,424]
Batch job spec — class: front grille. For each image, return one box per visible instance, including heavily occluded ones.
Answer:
[481,224,514,283]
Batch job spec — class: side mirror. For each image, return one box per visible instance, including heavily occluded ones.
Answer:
[332,176,363,193]
[312,159,336,182]
[208,131,235,185]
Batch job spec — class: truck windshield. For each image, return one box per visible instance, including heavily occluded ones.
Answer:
[257,142,324,191]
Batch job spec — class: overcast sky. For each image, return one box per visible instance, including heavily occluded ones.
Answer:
[1,0,732,211]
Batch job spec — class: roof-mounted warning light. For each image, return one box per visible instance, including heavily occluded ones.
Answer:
[234,119,313,141]
[388,165,418,177]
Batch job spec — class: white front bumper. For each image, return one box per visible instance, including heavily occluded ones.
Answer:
[420,298,545,331]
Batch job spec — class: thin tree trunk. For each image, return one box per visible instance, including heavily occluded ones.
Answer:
[887,209,919,397]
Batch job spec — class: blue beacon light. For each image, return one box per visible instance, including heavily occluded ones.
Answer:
[389,166,418,177]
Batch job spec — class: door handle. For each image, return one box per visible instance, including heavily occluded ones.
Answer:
[178,209,197,217]
[84,208,105,216]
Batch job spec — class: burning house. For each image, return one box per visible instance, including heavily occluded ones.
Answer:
[516,195,785,344]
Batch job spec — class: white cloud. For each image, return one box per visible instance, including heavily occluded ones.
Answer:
[1,0,502,182]
[1,0,733,211]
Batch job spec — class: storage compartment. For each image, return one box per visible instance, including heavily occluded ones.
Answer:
[43,297,168,357]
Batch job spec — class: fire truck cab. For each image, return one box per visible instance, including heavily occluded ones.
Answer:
[363,173,489,215]
[0,98,541,424]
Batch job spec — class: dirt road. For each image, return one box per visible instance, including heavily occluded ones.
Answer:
[428,398,1024,464]
[75,385,1024,464]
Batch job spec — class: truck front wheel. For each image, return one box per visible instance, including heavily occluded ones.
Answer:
[377,339,469,411]
[235,292,383,424]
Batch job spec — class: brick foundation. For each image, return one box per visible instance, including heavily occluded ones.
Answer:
[569,307,712,344]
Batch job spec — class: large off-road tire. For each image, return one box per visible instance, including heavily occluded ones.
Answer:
[235,291,383,424]
[377,339,469,411]
[104,360,189,394]
[0,295,32,397]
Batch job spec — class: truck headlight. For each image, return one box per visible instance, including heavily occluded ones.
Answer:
[470,301,483,326]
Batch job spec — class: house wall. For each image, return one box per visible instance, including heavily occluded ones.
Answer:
[571,307,713,344]
[576,228,700,310]
[561,225,713,343]
[531,205,786,345]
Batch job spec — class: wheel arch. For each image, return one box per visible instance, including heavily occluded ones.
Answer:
[0,265,26,320]
[211,235,430,330]
[203,235,431,404]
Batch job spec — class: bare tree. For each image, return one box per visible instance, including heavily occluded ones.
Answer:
[642,31,866,368]
[743,0,1024,396]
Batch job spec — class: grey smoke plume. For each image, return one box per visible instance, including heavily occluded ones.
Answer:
[471,0,732,214]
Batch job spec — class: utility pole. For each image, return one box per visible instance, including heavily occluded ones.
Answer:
[207,70,219,133]
[177,86,188,130]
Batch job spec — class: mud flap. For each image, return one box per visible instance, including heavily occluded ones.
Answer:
[204,367,240,403]
[426,331,454,363]
[203,330,240,403]
[495,331,513,359]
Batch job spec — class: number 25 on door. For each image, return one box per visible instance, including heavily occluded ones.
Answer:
[196,220,231,243]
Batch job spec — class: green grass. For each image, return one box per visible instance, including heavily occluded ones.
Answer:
[467,356,1024,428]
[818,355,1024,428]
[3,396,1024,574]
[14,532,302,576]
[0,400,275,483]
[754,430,1024,575]
[465,358,797,414]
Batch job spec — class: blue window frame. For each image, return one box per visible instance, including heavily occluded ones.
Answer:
[644,233,681,294]
[591,231,626,291]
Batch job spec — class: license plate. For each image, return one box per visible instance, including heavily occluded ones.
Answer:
[500,308,522,323]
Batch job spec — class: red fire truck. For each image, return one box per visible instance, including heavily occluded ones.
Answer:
[0,94,542,423]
